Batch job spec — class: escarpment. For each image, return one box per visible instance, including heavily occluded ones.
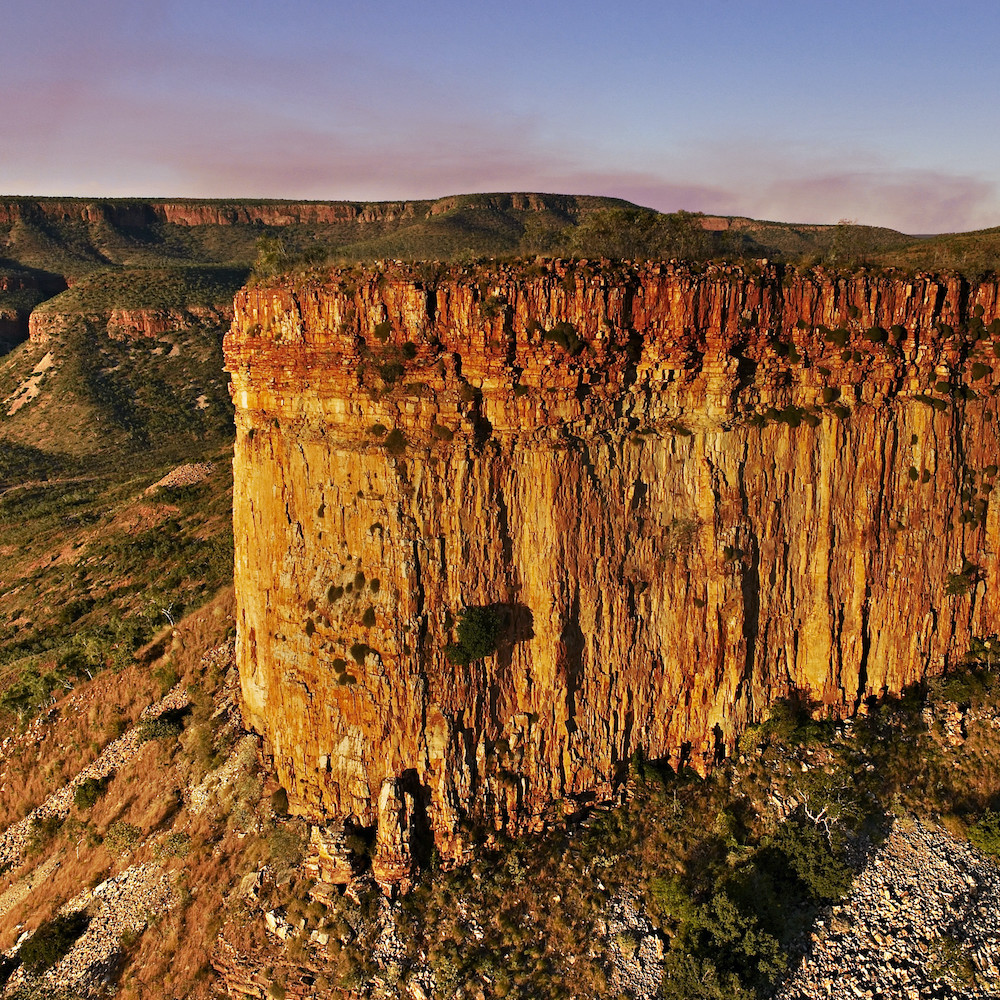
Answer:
[27,304,232,342]
[225,261,1000,884]
[0,192,607,230]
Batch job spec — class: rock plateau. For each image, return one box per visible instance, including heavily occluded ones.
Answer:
[224,260,1000,884]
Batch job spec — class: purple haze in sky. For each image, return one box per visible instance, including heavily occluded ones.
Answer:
[4,0,1000,232]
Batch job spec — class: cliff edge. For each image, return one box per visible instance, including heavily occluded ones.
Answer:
[224,260,1000,884]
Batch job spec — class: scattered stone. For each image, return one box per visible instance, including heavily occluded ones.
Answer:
[777,819,1000,1000]
[144,461,215,494]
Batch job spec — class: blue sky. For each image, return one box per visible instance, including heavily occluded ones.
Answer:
[4,0,999,232]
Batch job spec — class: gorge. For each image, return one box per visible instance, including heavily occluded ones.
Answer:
[224,260,1000,886]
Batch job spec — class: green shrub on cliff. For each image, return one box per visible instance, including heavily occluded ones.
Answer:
[542,321,584,354]
[445,606,504,666]
[383,428,408,455]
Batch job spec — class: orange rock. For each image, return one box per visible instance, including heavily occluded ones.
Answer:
[27,304,232,342]
[225,260,1000,880]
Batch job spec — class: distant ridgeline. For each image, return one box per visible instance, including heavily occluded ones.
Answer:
[226,259,1000,886]
[5,189,1000,351]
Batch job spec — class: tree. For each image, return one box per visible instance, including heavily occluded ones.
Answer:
[253,236,288,278]
[827,219,878,268]
[566,208,713,261]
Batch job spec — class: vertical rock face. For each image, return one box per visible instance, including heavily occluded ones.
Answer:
[225,261,1000,880]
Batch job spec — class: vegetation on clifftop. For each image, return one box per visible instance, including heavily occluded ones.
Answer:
[34,266,248,315]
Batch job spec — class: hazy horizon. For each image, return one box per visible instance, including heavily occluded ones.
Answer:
[6,0,1000,234]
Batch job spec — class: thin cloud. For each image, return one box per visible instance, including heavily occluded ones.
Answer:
[4,78,999,235]
[743,170,999,234]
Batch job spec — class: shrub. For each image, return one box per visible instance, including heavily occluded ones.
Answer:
[770,820,852,901]
[939,671,988,707]
[19,911,90,974]
[777,406,803,428]
[968,811,1000,855]
[58,598,94,625]
[379,362,405,385]
[445,606,504,666]
[759,697,815,743]
[480,295,505,319]
[361,606,376,628]
[74,776,109,810]
[152,662,179,695]
[158,832,191,858]
[369,423,387,437]
[383,428,407,456]
[945,562,978,596]
[136,716,184,743]
[542,321,584,354]
[28,814,64,854]
[104,820,142,856]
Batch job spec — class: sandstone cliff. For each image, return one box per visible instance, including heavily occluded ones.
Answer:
[225,261,1000,883]
[27,304,232,342]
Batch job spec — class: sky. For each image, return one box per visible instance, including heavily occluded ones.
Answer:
[4,0,1000,233]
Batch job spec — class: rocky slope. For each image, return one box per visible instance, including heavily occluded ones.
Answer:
[776,819,1000,1000]
[224,260,1000,882]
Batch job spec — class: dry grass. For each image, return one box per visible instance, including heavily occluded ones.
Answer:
[0,590,238,963]
[0,588,233,837]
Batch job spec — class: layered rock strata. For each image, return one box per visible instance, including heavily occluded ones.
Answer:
[27,304,232,343]
[225,261,1000,881]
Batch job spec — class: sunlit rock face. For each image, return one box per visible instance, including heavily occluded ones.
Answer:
[225,260,1000,882]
